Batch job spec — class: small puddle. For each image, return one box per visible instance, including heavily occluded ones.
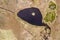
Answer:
[17,7,43,26]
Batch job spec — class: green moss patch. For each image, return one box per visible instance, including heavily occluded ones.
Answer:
[49,1,56,10]
[44,11,56,22]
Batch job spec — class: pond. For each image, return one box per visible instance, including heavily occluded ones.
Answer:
[17,7,43,26]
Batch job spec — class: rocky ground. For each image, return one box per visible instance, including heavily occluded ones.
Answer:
[0,0,60,40]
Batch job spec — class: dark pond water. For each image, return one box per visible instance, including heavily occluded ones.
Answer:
[17,7,43,26]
